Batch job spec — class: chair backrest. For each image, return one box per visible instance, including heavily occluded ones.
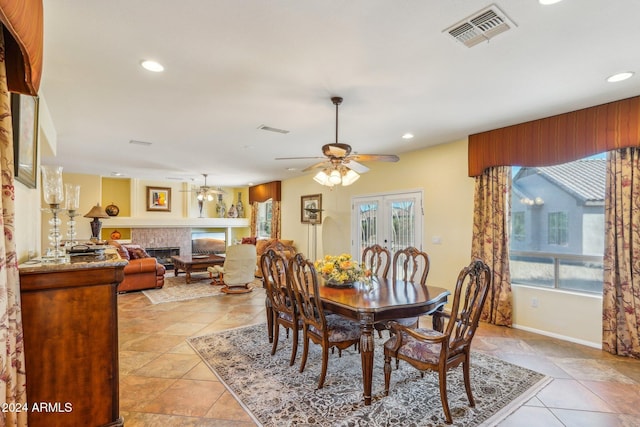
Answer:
[444,259,492,355]
[222,244,257,285]
[392,246,430,284]
[260,249,295,317]
[289,253,326,334]
[362,244,391,278]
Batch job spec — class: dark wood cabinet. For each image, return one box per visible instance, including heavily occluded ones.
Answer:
[19,255,127,427]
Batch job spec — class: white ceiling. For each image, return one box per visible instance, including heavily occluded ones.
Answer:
[40,0,640,188]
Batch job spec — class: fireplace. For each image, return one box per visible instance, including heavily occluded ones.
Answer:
[145,247,180,270]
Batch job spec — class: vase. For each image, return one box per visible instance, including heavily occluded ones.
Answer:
[105,202,120,216]
[324,277,355,288]
[236,192,244,218]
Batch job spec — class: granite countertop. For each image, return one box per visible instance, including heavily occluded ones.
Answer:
[18,248,128,274]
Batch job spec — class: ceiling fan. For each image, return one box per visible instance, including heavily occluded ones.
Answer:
[182,174,225,201]
[276,96,399,186]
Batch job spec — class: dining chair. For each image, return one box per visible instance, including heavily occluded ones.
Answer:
[361,244,391,279]
[383,259,491,425]
[375,246,431,338]
[260,248,301,366]
[289,253,361,389]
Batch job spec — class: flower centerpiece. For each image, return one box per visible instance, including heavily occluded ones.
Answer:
[315,253,371,288]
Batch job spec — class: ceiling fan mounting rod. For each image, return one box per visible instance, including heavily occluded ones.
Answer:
[332,96,343,145]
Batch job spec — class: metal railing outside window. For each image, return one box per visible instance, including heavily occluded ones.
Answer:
[510,250,603,294]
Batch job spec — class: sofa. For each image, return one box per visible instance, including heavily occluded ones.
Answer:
[108,240,166,292]
[253,238,297,279]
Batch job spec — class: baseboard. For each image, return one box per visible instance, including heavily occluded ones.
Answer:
[512,323,602,349]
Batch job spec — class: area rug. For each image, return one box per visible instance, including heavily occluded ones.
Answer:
[142,273,261,304]
[187,323,551,426]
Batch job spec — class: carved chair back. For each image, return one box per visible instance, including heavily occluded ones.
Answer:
[362,244,391,278]
[392,246,430,284]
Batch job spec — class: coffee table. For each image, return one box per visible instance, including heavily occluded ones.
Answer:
[171,254,225,284]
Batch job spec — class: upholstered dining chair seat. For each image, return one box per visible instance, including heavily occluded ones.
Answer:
[384,328,444,364]
[309,316,361,343]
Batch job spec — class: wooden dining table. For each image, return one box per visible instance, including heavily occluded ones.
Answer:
[318,276,450,406]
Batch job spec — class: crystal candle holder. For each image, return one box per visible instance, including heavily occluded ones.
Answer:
[41,166,65,261]
[64,184,81,248]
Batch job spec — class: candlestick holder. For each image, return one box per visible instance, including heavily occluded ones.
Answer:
[66,210,79,248]
[64,183,81,248]
[41,165,66,262]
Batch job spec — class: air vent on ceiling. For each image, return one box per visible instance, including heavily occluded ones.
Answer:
[444,4,516,47]
[258,125,290,134]
[129,139,153,146]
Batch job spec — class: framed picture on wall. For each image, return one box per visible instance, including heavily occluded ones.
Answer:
[11,93,39,188]
[146,186,171,212]
[301,194,322,224]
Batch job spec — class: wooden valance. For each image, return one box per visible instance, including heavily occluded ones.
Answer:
[249,181,281,203]
[468,95,640,176]
[0,0,43,95]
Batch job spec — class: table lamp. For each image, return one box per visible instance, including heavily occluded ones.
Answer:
[84,203,109,242]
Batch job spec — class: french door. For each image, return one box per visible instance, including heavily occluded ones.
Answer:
[351,190,423,262]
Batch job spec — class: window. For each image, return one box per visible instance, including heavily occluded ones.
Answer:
[512,211,525,241]
[548,212,568,245]
[509,157,605,294]
[256,199,272,239]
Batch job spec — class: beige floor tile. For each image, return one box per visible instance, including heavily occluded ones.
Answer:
[132,353,202,378]
[141,379,227,417]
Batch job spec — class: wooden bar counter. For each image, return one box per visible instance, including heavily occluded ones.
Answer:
[19,252,127,427]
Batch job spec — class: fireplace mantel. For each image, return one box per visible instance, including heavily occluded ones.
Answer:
[104,217,249,228]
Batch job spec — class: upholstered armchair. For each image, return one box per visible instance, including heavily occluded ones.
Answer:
[108,240,165,292]
[209,244,257,294]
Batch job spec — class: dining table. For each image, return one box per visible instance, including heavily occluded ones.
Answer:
[318,276,450,406]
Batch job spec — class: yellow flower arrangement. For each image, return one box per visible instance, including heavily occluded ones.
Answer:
[314,253,371,285]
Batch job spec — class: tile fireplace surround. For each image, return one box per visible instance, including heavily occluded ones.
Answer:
[131,228,193,257]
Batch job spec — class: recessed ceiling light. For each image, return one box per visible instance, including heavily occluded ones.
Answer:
[402,133,414,140]
[140,60,164,72]
[539,0,563,5]
[606,72,634,83]
[110,172,124,177]
[286,167,298,171]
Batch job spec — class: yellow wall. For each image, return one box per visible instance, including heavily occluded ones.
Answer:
[281,139,602,347]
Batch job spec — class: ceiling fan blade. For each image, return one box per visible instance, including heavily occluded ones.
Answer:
[344,160,370,174]
[350,153,400,162]
[275,156,326,161]
[302,161,331,172]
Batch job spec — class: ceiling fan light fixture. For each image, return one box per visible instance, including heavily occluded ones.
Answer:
[197,193,204,201]
[329,169,342,185]
[313,170,332,186]
[341,169,360,186]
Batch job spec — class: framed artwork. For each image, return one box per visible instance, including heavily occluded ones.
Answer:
[301,194,322,224]
[11,93,39,188]
[146,186,171,212]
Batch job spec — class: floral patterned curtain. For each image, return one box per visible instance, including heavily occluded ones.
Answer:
[603,148,640,358]
[471,166,513,326]
[271,200,281,239]
[250,201,258,237]
[0,30,28,427]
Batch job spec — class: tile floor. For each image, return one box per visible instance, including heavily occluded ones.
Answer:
[117,276,640,426]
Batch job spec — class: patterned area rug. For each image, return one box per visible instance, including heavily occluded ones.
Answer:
[188,323,551,427]
[142,273,261,304]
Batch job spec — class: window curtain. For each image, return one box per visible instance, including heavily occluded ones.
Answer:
[271,201,281,239]
[471,166,513,326]
[250,201,258,237]
[0,29,28,427]
[603,147,640,358]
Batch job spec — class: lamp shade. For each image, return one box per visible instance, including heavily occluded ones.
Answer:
[84,203,109,218]
[341,169,360,186]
